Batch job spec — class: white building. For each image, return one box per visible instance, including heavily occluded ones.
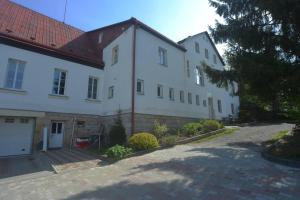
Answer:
[0,0,239,156]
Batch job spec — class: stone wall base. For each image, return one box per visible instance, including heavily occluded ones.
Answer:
[33,112,200,151]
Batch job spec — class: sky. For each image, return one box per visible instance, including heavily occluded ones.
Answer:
[12,0,226,55]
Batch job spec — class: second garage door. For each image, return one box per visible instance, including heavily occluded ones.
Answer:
[0,117,34,157]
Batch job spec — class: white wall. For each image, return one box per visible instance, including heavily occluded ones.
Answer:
[0,44,104,115]
[134,30,239,119]
[101,26,134,116]
[181,33,240,119]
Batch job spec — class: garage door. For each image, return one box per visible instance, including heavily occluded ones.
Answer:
[0,117,34,157]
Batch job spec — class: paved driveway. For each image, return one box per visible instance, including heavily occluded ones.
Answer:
[0,123,299,200]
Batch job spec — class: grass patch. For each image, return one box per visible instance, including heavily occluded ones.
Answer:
[263,130,289,146]
[192,128,239,144]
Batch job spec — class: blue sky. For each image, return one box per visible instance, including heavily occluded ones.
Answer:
[12,0,225,54]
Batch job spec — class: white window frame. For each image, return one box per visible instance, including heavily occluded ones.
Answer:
[87,76,99,100]
[195,42,200,53]
[186,60,190,77]
[205,48,209,59]
[196,95,200,106]
[4,58,26,90]
[52,69,67,96]
[180,90,185,103]
[188,92,192,104]
[169,88,174,101]
[196,66,205,86]
[218,100,222,113]
[158,47,167,66]
[108,86,114,99]
[137,79,144,95]
[213,54,217,64]
[203,100,207,107]
[98,32,103,43]
[157,84,163,98]
[112,45,119,65]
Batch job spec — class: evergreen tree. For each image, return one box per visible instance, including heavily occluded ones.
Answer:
[109,110,127,146]
[204,0,300,120]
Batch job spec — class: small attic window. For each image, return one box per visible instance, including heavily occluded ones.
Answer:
[98,32,103,44]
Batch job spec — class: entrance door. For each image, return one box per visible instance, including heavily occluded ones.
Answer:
[208,97,215,119]
[49,122,64,148]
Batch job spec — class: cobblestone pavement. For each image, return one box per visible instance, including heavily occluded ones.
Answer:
[1,123,299,200]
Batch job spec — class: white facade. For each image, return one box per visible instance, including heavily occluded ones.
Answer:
[0,25,239,120]
[0,44,104,116]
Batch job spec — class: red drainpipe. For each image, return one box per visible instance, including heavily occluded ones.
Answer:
[131,22,137,135]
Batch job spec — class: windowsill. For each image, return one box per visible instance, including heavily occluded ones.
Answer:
[137,92,144,95]
[111,62,118,66]
[159,63,168,67]
[85,98,101,103]
[0,87,27,95]
[48,94,69,100]
[157,96,163,99]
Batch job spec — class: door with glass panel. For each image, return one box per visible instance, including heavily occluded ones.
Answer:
[49,121,64,148]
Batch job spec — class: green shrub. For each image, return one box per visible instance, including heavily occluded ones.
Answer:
[201,119,223,132]
[105,145,132,160]
[159,135,179,146]
[109,110,127,146]
[182,122,203,136]
[153,120,168,138]
[128,132,159,150]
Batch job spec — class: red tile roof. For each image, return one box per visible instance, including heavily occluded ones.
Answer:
[0,0,102,68]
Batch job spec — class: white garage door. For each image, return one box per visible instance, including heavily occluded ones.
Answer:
[0,117,34,157]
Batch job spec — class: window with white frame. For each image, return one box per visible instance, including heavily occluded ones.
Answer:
[195,42,200,53]
[87,76,98,99]
[205,48,209,59]
[188,92,192,104]
[112,45,119,65]
[52,69,67,95]
[108,86,114,99]
[137,79,144,95]
[196,95,200,105]
[169,88,174,101]
[98,32,103,43]
[218,100,222,113]
[5,58,26,89]
[157,84,163,98]
[158,47,167,66]
[186,60,190,77]
[180,90,184,103]
[213,54,217,64]
[203,99,207,107]
[196,66,205,86]
[231,103,235,114]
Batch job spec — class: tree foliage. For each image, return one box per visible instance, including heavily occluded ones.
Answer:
[205,0,300,120]
[109,110,127,146]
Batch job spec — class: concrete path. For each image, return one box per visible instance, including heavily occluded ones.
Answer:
[0,123,299,200]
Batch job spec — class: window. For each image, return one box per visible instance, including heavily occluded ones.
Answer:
[5,58,26,89]
[52,69,67,95]
[5,118,14,123]
[195,42,200,53]
[112,45,119,65]
[188,92,192,104]
[205,48,209,59]
[186,60,190,77]
[20,118,29,124]
[87,77,98,99]
[98,32,103,43]
[218,100,222,113]
[196,95,200,105]
[77,121,85,128]
[213,54,217,64]
[158,47,167,66]
[51,122,63,134]
[180,90,185,103]
[203,100,207,107]
[231,103,235,114]
[157,84,163,98]
[196,66,205,86]
[169,88,174,101]
[108,86,114,99]
[137,79,144,95]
